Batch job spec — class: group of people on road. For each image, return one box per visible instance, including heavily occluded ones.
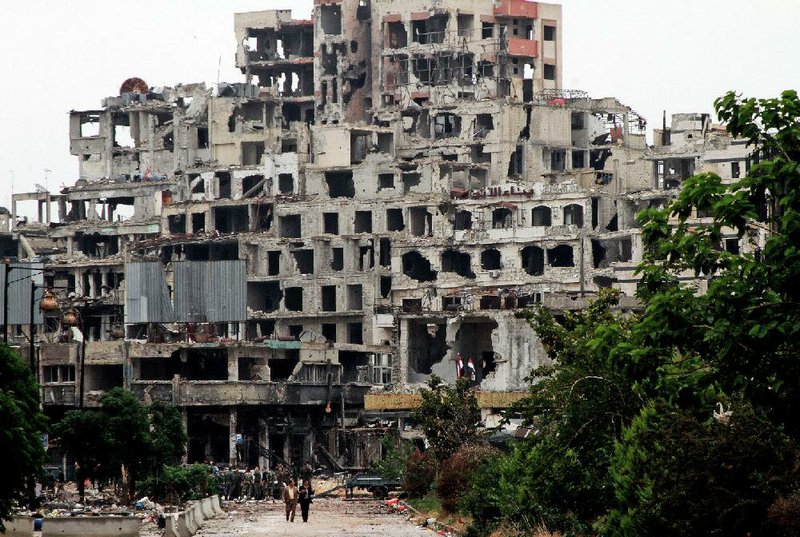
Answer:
[211,462,315,522]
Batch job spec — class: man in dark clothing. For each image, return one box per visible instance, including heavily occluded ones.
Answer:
[283,479,298,522]
[298,479,314,522]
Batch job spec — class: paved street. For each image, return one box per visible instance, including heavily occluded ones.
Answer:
[196,498,432,537]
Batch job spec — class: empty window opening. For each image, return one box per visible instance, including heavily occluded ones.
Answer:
[270,350,300,380]
[441,250,475,278]
[320,4,342,35]
[402,172,422,194]
[292,249,314,274]
[76,233,119,258]
[322,323,337,342]
[412,14,448,44]
[725,237,740,255]
[402,251,437,281]
[323,212,339,234]
[482,22,494,39]
[590,149,612,171]
[434,113,461,139]
[544,25,556,41]
[168,214,186,234]
[591,238,632,268]
[532,206,552,226]
[347,284,363,310]
[331,248,344,271]
[480,295,501,310]
[380,276,392,298]
[409,207,432,237]
[379,238,391,267]
[268,250,281,276]
[544,64,556,80]
[326,171,355,198]
[492,207,513,229]
[563,204,584,227]
[359,244,374,271]
[379,173,395,190]
[377,132,393,153]
[548,245,575,267]
[457,14,474,37]
[242,174,265,197]
[386,208,404,231]
[386,21,408,48]
[348,322,363,344]
[481,248,502,270]
[351,131,370,164]
[214,205,249,233]
[80,116,100,137]
[284,287,303,311]
[521,246,545,276]
[279,214,302,238]
[548,149,566,171]
[113,123,134,148]
[454,210,472,230]
[731,161,741,179]
[247,281,282,312]
[572,150,586,169]
[474,114,494,139]
[217,172,232,199]
[242,142,265,166]
[508,145,524,177]
[278,173,294,194]
[190,176,205,194]
[321,285,337,312]
[354,210,373,233]
[191,212,206,233]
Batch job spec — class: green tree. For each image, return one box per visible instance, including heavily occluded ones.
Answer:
[412,375,481,463]
[373,435,413,482]
[0,344,47,531]
[52,409,110,502]
[99,388,154,503]
[149,403,187,469]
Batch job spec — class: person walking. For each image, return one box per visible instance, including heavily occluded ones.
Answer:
[283,479,298,522]
[298,479,314,523]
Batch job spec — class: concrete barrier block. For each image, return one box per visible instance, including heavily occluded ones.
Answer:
[176,512,193,537]
[184,505,198,534]
[42,516,139,537]
[200,497,214,519]
[191,501,205,524]
[163,514,180,537]
[5,517,34,537]
[210,495,223,516]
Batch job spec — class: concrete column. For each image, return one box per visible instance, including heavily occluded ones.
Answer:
[181,409,189,464]
[258,417,269,470]
[228,408,238,468]
[227,348,238,381]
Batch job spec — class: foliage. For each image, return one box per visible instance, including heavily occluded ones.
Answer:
[464,91,800,535]
[0,345,47,530]
[139,464,219,505]
[405,494,442,516]
[412,375,481,463]
[437,443,500,513]
[602,401,798,536]
[404,449,438,499]
[149,403,188,469]
[373,435,413,482]
[52,389,188,503]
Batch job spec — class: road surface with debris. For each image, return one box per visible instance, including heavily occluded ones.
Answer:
[196,498,434,537]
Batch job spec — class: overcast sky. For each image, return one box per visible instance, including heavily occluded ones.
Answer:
[1,0,798,214]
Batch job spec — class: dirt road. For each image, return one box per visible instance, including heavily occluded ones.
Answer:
[196,498,432,537]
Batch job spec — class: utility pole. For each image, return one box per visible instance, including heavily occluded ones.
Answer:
[29,280,36,373]
[3,261,11,344]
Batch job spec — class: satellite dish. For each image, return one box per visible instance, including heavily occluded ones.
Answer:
[119,77,149,95]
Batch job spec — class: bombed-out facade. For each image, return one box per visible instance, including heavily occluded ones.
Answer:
[2,0,754,471]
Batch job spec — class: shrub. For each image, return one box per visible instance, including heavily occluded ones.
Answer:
[438,443,500,513]
[404,449,438,498]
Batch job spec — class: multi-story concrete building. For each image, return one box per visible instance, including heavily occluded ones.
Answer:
[2,0,755,471]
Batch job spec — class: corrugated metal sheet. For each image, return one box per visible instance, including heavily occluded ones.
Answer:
[0,263,45,325]
[173,260,246,322]
[125,262,175,323]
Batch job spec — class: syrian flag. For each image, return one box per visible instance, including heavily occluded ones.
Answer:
[467,357,477,381]
[456,353,464,379]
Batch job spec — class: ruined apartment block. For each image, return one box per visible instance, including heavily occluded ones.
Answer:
[2,0,756,472]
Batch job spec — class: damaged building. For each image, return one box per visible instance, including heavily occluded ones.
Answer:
[2,0,759,472]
